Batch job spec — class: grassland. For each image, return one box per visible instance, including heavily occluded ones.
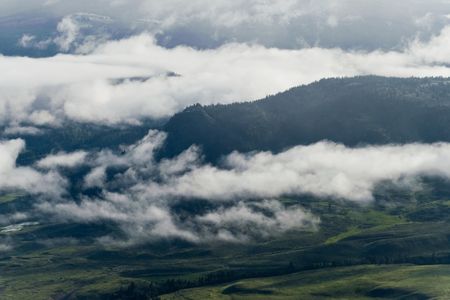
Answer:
[2,182,450,299]
[162,264,450,299]
[0,193,23,204]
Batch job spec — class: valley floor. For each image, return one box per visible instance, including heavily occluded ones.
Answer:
[162,264,450,300]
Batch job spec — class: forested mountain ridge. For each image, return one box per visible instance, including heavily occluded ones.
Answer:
[162,76,450,161]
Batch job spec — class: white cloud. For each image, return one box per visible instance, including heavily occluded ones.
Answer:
[4,126,43,136]
[7,0,450,52]
[18,34,36,48]
[39,197,201,243]
[33,131,450,244]
[44,0,60,6]
[0,139,66,196]
[82,130,165,188]
[327,15,339,28]
[136,0,307,29]
[28,110,57,126]
[0,212,28,226]
[83,166,106,188]
[36,151,87,169]
[51,14,113,53]
[39,195,318,244]
[34,131,320,244]
[18,34,52,50]
[134,141,450,202]
[197,200,320,242]
[0,242,12,252]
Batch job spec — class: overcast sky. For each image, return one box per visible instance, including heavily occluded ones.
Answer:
[2,0,450,50]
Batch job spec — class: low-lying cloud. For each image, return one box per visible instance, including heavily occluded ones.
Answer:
[7,131,450,244]
[40,197,318,244]
[36,151,87,169]
[135,140,450,202]
[0,139,65,196]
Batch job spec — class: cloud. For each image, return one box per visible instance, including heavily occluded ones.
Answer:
[83,166,107,188]
[4,27,450,127]
[39,195,318,244]
[18,35,53,50]
[0,139,66,196]
[196,200,320,242]
[81,130,166,188]
[0,212,28,226]
[5,0,450,50]
[134,141,450,202]
[39,195,201,243]
[31,131,450,244]
[4,126,43,136]
[41,131,450,203]
[34,131,320,244]
[36,151,87,169]
[0,241,12,252]
[18,34,36,48]
[4,115,450,245]
[51,14,113,53]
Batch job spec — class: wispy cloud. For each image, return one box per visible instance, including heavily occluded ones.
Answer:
[0,139,66,196]
[36,151,87,169]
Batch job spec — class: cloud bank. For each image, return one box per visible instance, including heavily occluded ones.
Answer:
[3,26,450,128]
[3,131,446,244]
[134,140,450,203]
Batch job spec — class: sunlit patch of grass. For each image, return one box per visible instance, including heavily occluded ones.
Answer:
[0,193,23,204]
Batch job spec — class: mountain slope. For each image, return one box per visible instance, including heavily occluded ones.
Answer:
[162,76,450,161]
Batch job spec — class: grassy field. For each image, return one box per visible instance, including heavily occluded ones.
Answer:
[2,182,450,299]
[0,193,23,204]
[162,264,450,299]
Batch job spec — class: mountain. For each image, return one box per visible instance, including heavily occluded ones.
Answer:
[162,76,450,162]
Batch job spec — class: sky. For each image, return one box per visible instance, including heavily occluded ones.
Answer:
[3,0,450,50]
[3,1,450,246]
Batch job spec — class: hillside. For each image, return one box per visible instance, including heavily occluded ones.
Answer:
[163,265,450,299]
[163,76,450,161]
